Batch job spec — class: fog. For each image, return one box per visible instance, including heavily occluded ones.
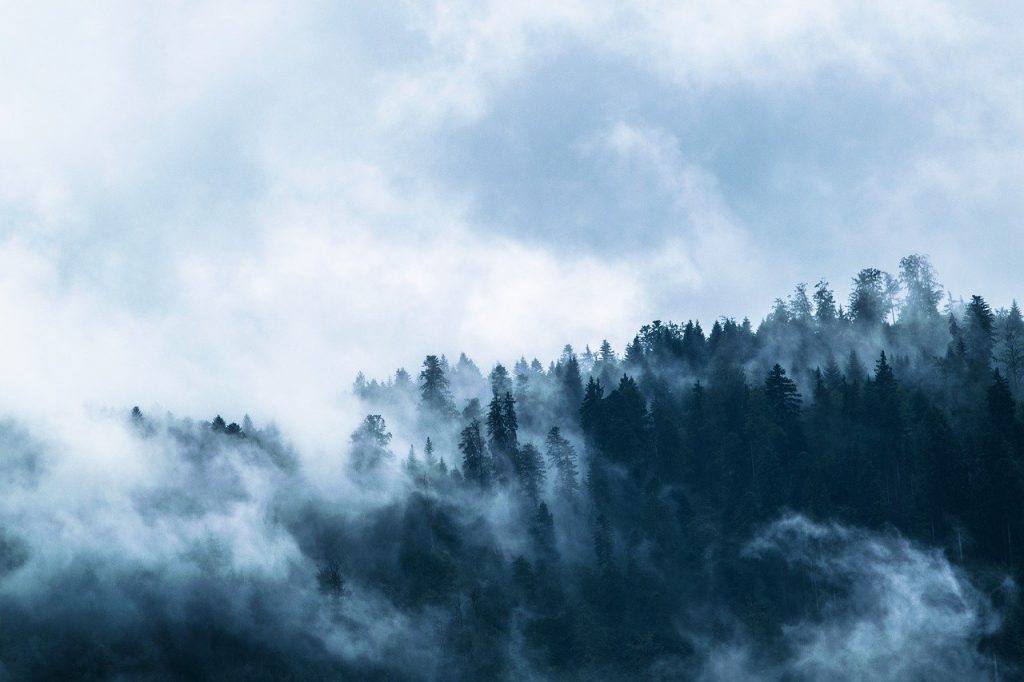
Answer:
[2,2,1023,679]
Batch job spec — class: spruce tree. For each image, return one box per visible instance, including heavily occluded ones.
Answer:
[459,419,488,487]
[419,355,456,418]
[545,427,580,502]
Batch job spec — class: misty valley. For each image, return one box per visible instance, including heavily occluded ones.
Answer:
[1,254,1022,680]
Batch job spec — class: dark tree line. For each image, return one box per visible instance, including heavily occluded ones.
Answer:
[18,255,1024,679]
[349,254,1024,677]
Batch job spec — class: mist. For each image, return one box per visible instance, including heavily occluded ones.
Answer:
[4,2,1024,679]
[0,254,1020,678]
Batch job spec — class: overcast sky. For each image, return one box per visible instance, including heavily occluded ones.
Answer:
[1,1,1022,446]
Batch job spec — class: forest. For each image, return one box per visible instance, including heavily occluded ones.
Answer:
[0,254,1021,680]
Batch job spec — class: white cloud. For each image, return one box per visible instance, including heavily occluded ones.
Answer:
[0,161,646,450]
[0,0,1021,435]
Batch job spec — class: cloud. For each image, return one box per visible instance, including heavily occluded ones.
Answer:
[0,163,647,451]
[0,0,1022,432]
[735,514,1010,681]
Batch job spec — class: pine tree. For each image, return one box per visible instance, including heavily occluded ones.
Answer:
[404,445,420,476]
[424,437,437,468]
[965,295,996,381]
[517,443,545,504]
[490,364,512,397]
[1000,301,1024,394]
[624,335,644,369]
[561,353,584,413]
[764,364,802,423]
[530,502,556,554]
[487,391,519,484]
[845,350,866,384]
[580,377,604,436]
[988,370,1015,431]
[420,355,456,418]
[459,419,488,487]
[545,427,580,502]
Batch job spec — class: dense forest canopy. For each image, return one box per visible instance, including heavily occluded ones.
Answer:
[1,254,1022,680]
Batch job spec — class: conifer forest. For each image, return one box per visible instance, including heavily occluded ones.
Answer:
[6,2,1024,680]
[3,255,1022,680]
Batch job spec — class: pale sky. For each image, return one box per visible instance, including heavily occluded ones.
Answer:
[1,1,1022,446]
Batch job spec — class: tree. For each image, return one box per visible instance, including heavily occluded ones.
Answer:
[350,414,393,473]
[898,254,942,325]
[873,351,896,391]
[561,352,584,413]
[988,370,1015,430]
[517,443,545,504]
[845,350,866,384]
[580,344,596,374]
[849,268,889,326]
[451,352,486,398]
[316,560,345,597]
[404,445,421,477]
[599,375,652,474]
[868,350,900,431]
[765,298,791,326]
[813,279,838,324]
[764,364,802,423]
[530,502,555,554]
[882,271,901,325]
[424,437,438,468]
[624,335,644,369]
[487,394,510,451]
[1000,301,1024,394]
[581,377,604,437]
[545,427,580,502]
[789,283,813,321]
[487,391,519,484]
[420,355,456,418]
[462,397,483,424]
[965,295,996,381]
[490,364,512,397]
[594,340,619,388]
[459,419,489,487]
